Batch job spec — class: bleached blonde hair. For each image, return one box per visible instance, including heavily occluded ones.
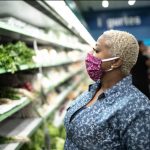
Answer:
[100,30,139,75]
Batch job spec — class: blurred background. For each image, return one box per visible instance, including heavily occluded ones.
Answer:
[69,0,150,46]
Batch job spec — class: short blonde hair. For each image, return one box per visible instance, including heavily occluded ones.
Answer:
[100,30,139,75]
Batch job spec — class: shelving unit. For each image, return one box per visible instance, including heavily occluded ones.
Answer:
[0,1,94,149]
[45,68,82,93]
[0,21,85,51]
[0,58,83,74]
[0,75,84,150]
[0,68,82,123]
[44,74,85,119]
[0,98,30,122]
[0,118,43,150]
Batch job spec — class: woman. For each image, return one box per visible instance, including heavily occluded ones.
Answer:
[64,30,150,150]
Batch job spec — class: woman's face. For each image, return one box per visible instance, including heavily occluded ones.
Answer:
[93,37,115,71]
[93,37,112,59]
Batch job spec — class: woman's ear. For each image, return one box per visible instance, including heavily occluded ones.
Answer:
[111,58,123,69]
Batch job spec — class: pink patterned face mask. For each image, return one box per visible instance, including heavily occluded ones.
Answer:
[85,53,119,81]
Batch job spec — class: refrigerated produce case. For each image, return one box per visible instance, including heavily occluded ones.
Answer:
[0,1,95,150]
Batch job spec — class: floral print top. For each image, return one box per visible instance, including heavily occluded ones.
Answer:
[64,75,150,150]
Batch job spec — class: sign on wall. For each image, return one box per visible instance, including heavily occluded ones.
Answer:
[83,7,150,41]
[97,15,141,29]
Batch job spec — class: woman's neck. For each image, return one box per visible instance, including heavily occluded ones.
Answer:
[101,70,126,91]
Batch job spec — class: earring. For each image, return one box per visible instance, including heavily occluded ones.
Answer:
[111,65,114,69]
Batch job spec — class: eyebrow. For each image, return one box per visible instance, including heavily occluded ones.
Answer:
[96,43,101,47]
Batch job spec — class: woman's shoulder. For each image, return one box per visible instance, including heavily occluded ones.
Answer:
[117,85,150,123]
[130,85,150,102]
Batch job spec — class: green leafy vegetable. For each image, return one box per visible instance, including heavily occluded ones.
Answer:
[0,135,29,144]
[20,123,66,150]
[0,41,35,73]
[0,87,21,100]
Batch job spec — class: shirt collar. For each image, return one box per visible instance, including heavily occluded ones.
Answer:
[104,75,132,97]
[88,80,101,92]
[88,75,132,102]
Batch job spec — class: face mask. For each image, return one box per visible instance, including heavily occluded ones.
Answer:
[85,53,119,81]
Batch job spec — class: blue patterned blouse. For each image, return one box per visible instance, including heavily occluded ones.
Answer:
[64,75,150,150]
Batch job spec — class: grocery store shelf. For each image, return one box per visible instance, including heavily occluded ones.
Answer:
[44,74,85,119]
[0,1,90,150]
[0,98,30,122]
[0,58,83,74]
[42,58,83,67]
[45,68,82,93]
[44,1,95,46]
[0,75,85,150]
[26,0,95,46]
[0,64,35,74]
[0,21,83,50]
[0,118,42,150]
[25,0,81,41]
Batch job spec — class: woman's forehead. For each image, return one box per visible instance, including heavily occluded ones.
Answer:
[95,38,105,48]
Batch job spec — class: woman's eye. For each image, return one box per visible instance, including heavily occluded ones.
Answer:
[93,48,100,53]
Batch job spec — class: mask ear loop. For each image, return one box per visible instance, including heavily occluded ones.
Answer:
[102,57,119,62]
[102,57,120,72]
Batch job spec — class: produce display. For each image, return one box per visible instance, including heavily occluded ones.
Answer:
[0,41,35,73]
[33,47,84,66]
[0,81,36,104]
[0,135,29,144]
[18,75,87,150]
[0,87,21,100]
[0,71,86,148]
[20,125,45,150]
[0,41,83,74]
[0,17,45,35]
[32,63,83,96]
[0,1,91,150]
[48,123,66,150]
[0,135,16,144]
[20,123,66,150]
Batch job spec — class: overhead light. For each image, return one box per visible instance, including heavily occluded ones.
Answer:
[102,0,109,8]
[128,0,136,6]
